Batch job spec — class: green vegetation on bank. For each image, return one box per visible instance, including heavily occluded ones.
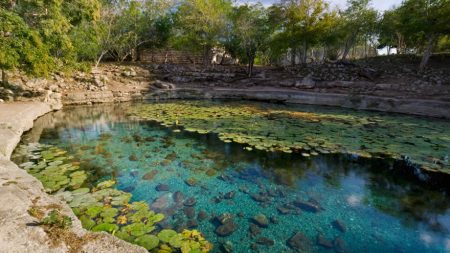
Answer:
[1,0,449,80]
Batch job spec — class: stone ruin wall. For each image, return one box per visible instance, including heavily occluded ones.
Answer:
[140,49,204,65]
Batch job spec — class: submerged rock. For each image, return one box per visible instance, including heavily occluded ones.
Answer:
[252,214,269,228]
[332,219,347,233]
[222,241,234,252]
[186,219,198,228]
[333,236,348,253]
[183,207,196,218]
[250,193,271,203]
[249,223,261,237]
[215,221,237,237]
[183,197,197,206]
[128,154,138,161]
[224,191,236,199]
[142,170,158,180]
[216,213,233,225]
[287,232,312,252]
[317,234,333,249]
[256,237,275,246]
[185,178,198,186]
[173,191,185,203]
[197,210,208,221]
[155,183,170,191]
[293,199,322,213]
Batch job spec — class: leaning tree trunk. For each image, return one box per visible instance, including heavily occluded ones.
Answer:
[342,34,356,61]
[419,35,436,72]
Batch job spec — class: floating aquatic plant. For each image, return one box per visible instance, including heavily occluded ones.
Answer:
[127,101,450,174]
[13,143,213,252]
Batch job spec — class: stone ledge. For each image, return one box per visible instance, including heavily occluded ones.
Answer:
[0,102,146,253]
[143,87,450,119]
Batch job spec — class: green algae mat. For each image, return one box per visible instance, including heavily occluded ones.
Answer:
[127,100,450,174]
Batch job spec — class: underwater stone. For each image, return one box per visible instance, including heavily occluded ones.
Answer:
[316,234,333,249]
[215,221,237,237]
[186,219,198,228]
[252,214,269,228]
[183,197,197,207]
[205,169,217,177]
[221,241,234,253]
[183,207,196,219]
[173,191,185,203]
[333,236,348,253]
[332,219,347,233]
[249,224,261,237]
[287,232,312,252]
[142,170,158,180]
[256,237,275,246]
[155,183,170,191]
[128,154,138,161]
[197,210,208,221]
[184,178,198,187]
[216,213,233,225]
[293,199,322,213]
[224,191,236,199]
[250,193,271,203]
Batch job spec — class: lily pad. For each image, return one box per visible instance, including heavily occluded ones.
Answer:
[134,234,159,250]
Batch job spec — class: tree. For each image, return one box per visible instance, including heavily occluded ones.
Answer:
[340,0,378,60]
[269,0,337,65]
[397,0,450,70]
[0,8,52,83]
[173,0,232,66]
[229,4,271,77]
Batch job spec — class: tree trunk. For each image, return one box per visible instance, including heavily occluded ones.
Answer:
[341,37,353,60]
[1,69,8,85]
[95,51,107,68]
[291,48,296,66]
[419,35,436,72]
[247,51,255,78]
[301,40,308,64]
[203,46,211,68]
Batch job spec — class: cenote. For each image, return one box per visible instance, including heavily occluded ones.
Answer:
[12,100,450,253]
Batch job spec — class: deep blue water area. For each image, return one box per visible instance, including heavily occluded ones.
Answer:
[27,103,450,253]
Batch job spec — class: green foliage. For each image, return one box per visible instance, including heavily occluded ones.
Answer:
[173,0,232,63]
[0,9,53,76]
[227,4,271,76]
[42,210,72,229]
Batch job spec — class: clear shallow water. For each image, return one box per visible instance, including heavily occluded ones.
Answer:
[22,102,450,253]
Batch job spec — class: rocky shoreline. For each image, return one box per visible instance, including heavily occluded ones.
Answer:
[0,102,146,252]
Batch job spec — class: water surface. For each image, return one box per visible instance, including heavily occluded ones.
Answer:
[20,101,450,253]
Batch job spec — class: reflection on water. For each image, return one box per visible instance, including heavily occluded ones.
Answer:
[22,102,450,253]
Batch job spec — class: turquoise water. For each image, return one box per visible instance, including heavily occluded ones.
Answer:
[27,102,450,253]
